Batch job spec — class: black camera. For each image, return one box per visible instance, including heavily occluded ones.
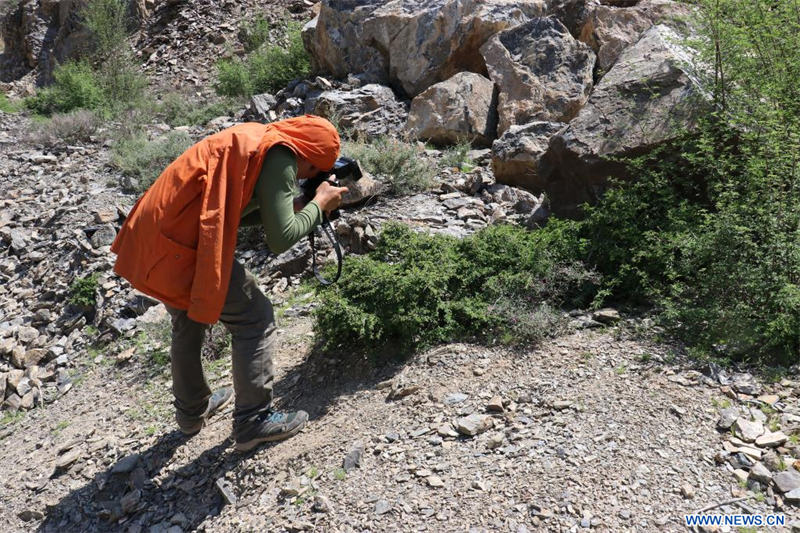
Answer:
[298,156,362,221]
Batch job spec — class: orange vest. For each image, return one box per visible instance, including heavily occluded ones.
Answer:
[111,116,340,324]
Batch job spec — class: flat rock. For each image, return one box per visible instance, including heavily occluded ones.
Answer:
[774,470,800,493]
[732,418,764,443]
[112,453,141,474]
[748,462,772,484]
[717,407,739,430]
[755,431,787,448]
[456,414,494,436]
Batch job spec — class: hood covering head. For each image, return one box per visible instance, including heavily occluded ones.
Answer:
[271,114,340,171]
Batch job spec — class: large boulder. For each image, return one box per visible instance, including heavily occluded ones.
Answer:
[303,0,547,97]
[310,84,409,138]
[407,72,498,147]
[579,0,694,73]
[491,121,566,189]
[481,17,595,135]
[541,24,706,216]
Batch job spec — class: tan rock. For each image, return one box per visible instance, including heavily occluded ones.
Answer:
[408,72,498,147]
[755,431,788,448]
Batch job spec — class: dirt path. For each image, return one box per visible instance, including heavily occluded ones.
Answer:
[2,310,796,532]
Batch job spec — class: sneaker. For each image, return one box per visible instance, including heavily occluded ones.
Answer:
[178,387,234,436]
[234,409,309,451]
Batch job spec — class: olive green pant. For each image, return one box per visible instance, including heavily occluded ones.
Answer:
[165,260,275,429]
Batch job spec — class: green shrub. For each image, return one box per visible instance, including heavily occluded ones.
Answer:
[439,141,473,171]
[216,19,310,97]
[112,131,194,191]
[314,223,598,356]
[69,274,99,308]
[344,137,435,195]
[81,0,130,60]
[25,61,104,115]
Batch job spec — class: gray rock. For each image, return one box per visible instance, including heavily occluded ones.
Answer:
[445,393,469,405]
[481,16,595,134]
[717,407,739,430]
[249,93,277,119]
[312,84,409,137]
[120,489,141,515]
[215,478,237,505]
[112,453,141,474]
[375,499,392,515]
[731,373,762,396]
[748,462,772,484]
[408,72,498,147]
[785,488,800,504]
[343,441,364,471]
[491,121,565,190]
[90,224,117,248]
[755,431,787,448]
[592,308,620,324]
[732,417,765,443]
[774,470,800,493]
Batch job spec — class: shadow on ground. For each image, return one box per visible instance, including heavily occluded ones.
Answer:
[36,343,406,532]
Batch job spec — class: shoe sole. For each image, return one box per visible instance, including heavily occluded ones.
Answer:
[234,421,307,452]
[179,391,234,436]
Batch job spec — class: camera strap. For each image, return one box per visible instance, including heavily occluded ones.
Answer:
[308,215,343,285]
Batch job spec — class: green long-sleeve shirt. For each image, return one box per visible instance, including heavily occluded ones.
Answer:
[240,145,323,254]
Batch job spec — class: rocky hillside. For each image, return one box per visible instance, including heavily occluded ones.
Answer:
[1,0,799,531]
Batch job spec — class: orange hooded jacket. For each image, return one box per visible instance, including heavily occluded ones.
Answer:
[110,115,340,324]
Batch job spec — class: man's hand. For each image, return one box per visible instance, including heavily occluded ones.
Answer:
[313,181,349,216]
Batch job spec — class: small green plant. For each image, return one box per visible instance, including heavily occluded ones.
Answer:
[754,491,765,503]
[614,365,628,375]
[440,141,473,171]
[0,93,22,113]
[343,137,435,195]
[711,397,732,409]
[112,131,194,191]
[240,14,271,52]
[636,352,652,363]
[760,404,776,416]
[158,93,239,127]
[580,351,593,361]
[69,274,99,308]
[216,19,310,97]
[767,418,780,433]
[52,420,70,435]
[307,466,320,479]
[333,468,346,481]
[789,434,799,445]
[0,411,25,427]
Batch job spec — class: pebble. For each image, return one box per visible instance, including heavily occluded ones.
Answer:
[112,453,141,474]
[312,495,332,513]
[486,395,504,412]
[427,475,444,488]
[717,407,739,430]
[375,499,392,515]
[680,483,695,499]
[343,441,364,471]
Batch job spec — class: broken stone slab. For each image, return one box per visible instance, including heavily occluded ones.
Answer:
[343,441,364,472]
[774,470,800,493]
[748,462,772,484]
[481,16,595,134]
[785,488,800,504]
[112,453,141,474]
[89,224,116,248]
[592,308,620,324]
[215,478,237,505]
[717,407,740,430]
[55,446,83,471]
[120,489,141,515]
[408,72,498,147]
[491,121,565,190]
[731,418,765,443]
[455,414,494,436]
[541,24,707,216]
[755,431,787,448]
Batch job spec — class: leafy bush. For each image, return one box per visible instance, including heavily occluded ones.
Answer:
[344,137,435,195]
[314,223,598,356]
[69,274,99,308]
[439,141,473,171]
[568,0,800,364]
[112,131,194,191]
[216,19,310,97]
[25,61,104,115]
